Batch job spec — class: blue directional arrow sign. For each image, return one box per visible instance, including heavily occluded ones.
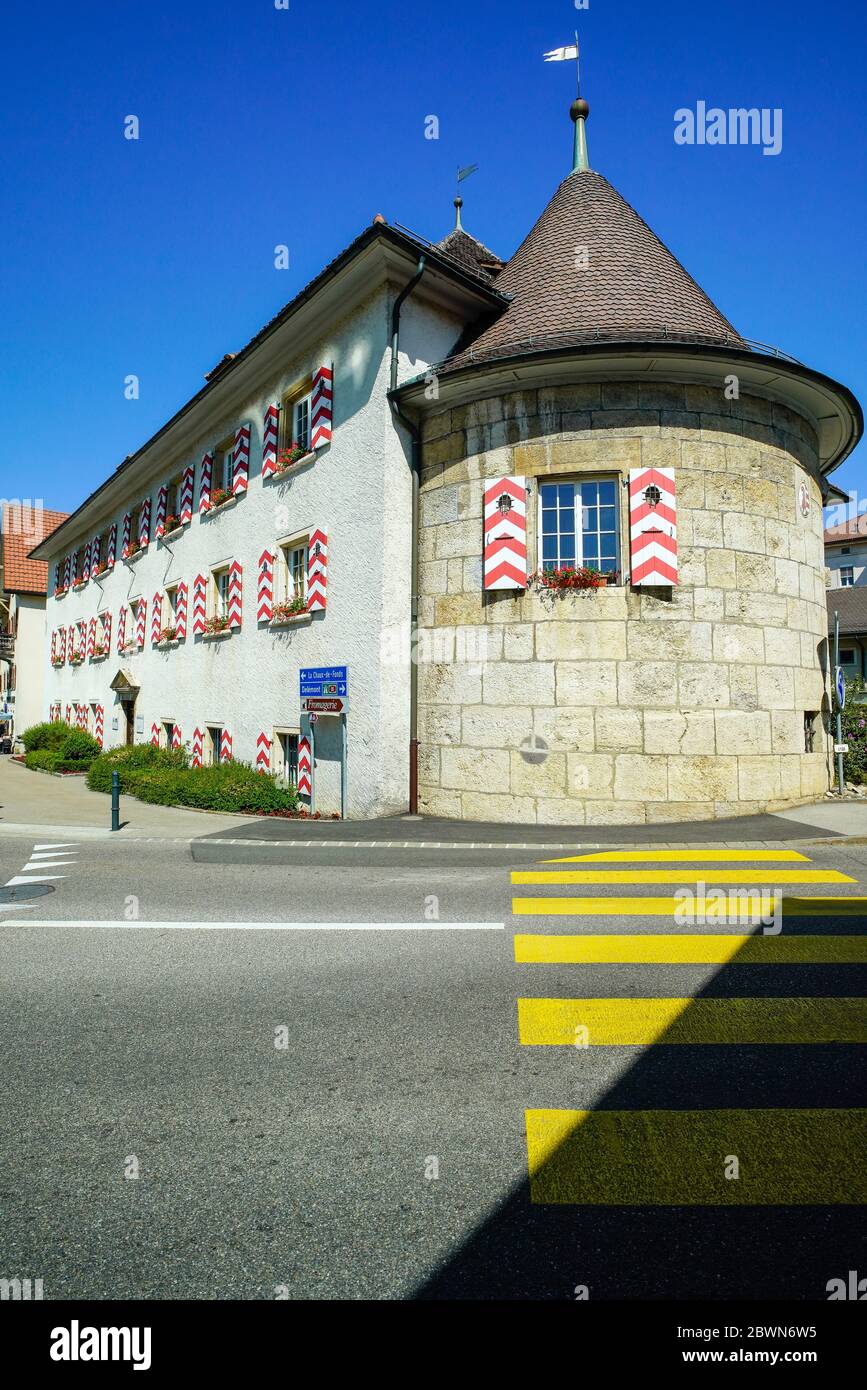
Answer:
[300,666,348,699]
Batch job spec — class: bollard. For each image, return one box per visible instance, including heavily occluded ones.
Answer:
[111,769,120,832]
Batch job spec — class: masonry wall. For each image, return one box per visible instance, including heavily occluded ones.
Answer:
[416,380,834,825]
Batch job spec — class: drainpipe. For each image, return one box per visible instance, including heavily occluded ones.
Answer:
[389,254,427,814]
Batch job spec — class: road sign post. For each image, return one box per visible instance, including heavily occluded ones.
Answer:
[834,612,844,796]
[299,667,349,817]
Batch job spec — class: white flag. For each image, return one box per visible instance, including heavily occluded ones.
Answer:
[544,44,578,62]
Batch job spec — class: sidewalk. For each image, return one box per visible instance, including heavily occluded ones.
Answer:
[3,755,865,846]
[0,757,253,839]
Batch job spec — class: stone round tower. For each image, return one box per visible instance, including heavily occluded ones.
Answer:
[394,108,862,826]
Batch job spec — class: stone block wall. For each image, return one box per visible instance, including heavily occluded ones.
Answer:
[416,379,833,824]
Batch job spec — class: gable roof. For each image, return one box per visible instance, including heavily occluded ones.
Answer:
[444,168,744,370]
[827,584,867,635]
[436,226,504,282]
[1,505,69,595]
[825,515,867,545]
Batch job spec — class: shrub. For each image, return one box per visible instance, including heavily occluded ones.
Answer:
[86,748,299,814]
[841,677,867,784]
[21,720,68,753]
[57,729,102,763]
[86,744,187,793]
[25,748,61,771]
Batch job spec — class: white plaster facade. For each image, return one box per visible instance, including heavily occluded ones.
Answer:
[38,233,494,817]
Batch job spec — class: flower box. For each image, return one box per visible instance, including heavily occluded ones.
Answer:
[72,579,88,591]
[159,522,184,542]
[69,655,84,666]
[92,646,109,660]
[534,565,609,592]
[119,642,138,656]
[51,658,65,668]
[54,587,68,598]
[93,562,109,578]
[203,489,236,514]
[270,445,316,477]
[159,626,179,643]
[202,615,231,637]
[125,543,144,561]
[271,600,309,623]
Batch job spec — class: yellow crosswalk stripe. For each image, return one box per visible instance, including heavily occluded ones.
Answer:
[512,895,867,916]
[514,933,867,964]
[517,996,867,1044]
[512,868,855,884]
[542,849,812,863]
[525,1108,867,1204]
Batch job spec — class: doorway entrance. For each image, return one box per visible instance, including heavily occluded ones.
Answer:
[123,695,137,746]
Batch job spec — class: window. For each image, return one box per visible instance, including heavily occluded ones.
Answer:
[840,567,854,587]
[212,566,231,619]
[841,546,851,555]
[804,712,818,754]
[72,549,84,583]
[165,475,183,530]
[165,585,178,623]
[206,725,223,766]
[96,612,110,653]
[281,387,312,454]
[840,648,856,665]
[539,478,619,575]
[128,505,141,550]
[279,538,308,603]
[162,721,175,750]
[216,439,235,494]
[275,730,299,787]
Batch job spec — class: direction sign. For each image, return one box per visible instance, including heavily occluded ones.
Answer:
[835,666,846,710]
[300,665,348,699]
[301,697,346,715]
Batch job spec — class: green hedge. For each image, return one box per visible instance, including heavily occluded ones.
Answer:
[841,677,867,784]
[22,724,102,774]
[21,720,69,753]
[86,746,300,814]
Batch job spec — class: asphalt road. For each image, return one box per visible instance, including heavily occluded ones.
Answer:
[1,832,865,1300]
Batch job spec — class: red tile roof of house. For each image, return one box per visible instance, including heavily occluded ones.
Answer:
[2,505,70,595]
[824,515,867,545]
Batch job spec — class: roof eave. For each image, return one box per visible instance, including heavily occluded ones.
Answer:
[392,340,863,475]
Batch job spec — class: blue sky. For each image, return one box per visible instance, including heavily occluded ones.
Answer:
[1,0,864,516]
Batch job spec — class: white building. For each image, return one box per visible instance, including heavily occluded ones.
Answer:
[30,221,503,816]
[0,504,69,741]
[824,514,867,589]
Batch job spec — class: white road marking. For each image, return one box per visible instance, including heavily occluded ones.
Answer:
[21,860,76,870]
[5,874,68,885]
[33,843,76,851]
[12,919,506,931]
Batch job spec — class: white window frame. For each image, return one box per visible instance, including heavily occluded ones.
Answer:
[205,724,223,766]
[216,439,235,494]
[211,565,231,620]
[277,533,309,604]
[537,475,621,576]
[273,726,300,787]
[840,566,855,587]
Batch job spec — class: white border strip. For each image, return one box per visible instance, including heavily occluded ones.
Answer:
[9,919,506,931]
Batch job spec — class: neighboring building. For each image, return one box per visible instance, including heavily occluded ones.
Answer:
[827,587,867,679]
[32,92,863,822]
[0,504,70,740]
[824,513,867,589]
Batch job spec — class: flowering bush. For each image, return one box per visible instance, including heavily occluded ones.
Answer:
[840,677,867,783]
[204,614,230,634]
[272,597,308,621]
[533,565,607,591]
[163,514,180,533]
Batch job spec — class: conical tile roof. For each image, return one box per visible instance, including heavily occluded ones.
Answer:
[448,168,744,366]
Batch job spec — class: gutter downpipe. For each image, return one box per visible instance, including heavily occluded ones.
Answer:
[389,254,427,814]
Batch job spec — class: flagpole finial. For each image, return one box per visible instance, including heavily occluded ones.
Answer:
[453,195,463,231]
[570,97,590,173]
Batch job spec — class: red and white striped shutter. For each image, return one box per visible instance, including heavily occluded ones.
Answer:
[78,622,87,658]
[171,723,182,751]
[232,424,250,496]
[90,536,101,578]
[307,529,327,611]
[175,582,188,640]
[483,476,528,590]
[53,563,61,594]
[221,729,233,763]
[151,592,162,644]
[136,598,147,649]
[199,453,213,514]
[107,522,117,568]
[82,539,91,581]
[63,554,71,589]
[258,549,274,622]
[78,703,87,730]
[192,728,203,768]
[228,560,242,629]
[298,736,312,796]
[262,404,279,478]
[311,365,333,448]
[139,497,151,547]
[628,467,678,586]
[151,722,160,747]
[87,617,97,657]
[67,623,76,660]
[256,732,271,771]
[192,574,207,635]
[121,512,132,558]
[102,611,112,653]
[51,630,57,664]
[180,465,195,524]
[94,705,104,748]
[58,627,66,663]
[65,704,72,725]
[116,605,126,653]
[155,485,168,539]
